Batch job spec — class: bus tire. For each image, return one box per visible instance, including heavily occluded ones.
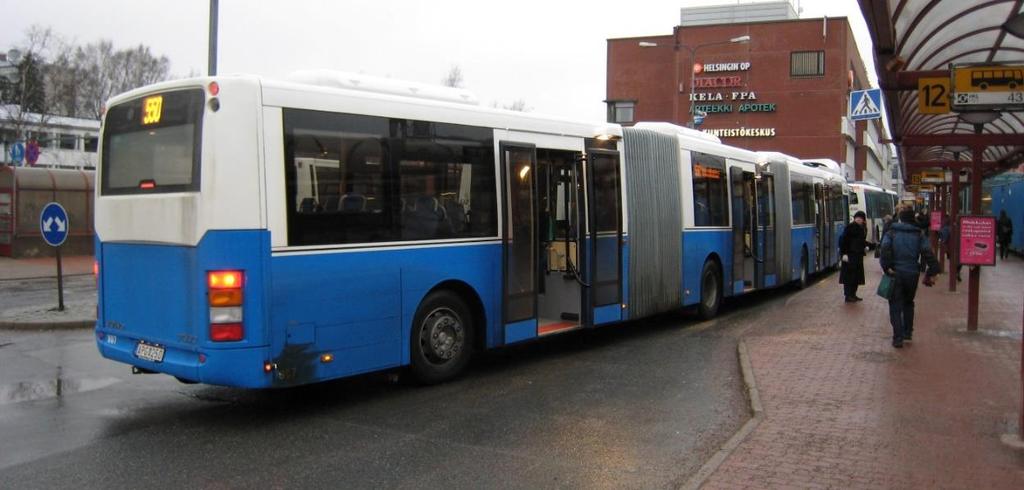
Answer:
[410,290,473,384]
[798,248,809,289]
[698,260,722,320]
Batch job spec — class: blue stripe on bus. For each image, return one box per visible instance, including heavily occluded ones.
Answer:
[765,274,777,287]
[593,303,621,325]
[621,240,630,320]
[271,241,502,384]
[98,230,503,388]
[682,228,732,306]
[791,226,816,276]
[505,319,537,344]
[96,230,274,388]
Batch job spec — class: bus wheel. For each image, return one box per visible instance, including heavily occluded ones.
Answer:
[698,260,722,320]
[798,249,809,289]
[410,290,473,384]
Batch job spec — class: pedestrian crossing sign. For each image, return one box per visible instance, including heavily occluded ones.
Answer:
[849,88,882,121]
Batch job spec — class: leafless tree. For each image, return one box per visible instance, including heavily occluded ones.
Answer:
[49,41,171,119]
[441,64,464,88]
[1,26,59,144]
[504,99,530,112]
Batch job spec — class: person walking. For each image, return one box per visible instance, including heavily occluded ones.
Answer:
[997,210,1013,260]
[938,215,962,281]
[915,210,930,233]
[880,209,939,348]
[839,210,868,303]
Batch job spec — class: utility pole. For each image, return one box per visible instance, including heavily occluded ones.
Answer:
[209,0,219,76]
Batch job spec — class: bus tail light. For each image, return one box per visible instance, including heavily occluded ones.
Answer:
[208,270,244,342]
[210,323,244,342]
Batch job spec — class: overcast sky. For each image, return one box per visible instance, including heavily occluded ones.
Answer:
[1,0,875,122]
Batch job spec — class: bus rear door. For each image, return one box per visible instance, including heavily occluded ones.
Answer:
[730,167,766,292]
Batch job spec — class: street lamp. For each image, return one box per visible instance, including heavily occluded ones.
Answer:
[1003,11,1024,39]
[685,35,751,126]
[640,35,751,127]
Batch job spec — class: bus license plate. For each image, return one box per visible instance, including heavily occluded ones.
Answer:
[135,342,165,363]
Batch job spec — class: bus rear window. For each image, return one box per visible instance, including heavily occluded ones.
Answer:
[101,89,204,195]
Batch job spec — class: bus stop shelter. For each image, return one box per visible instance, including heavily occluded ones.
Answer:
[857,0,1023,445]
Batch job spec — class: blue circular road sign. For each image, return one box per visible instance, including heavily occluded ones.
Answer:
[40,202,70,247]
[10,142,24,164]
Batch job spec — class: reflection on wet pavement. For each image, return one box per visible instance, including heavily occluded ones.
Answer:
[0,375,121,405]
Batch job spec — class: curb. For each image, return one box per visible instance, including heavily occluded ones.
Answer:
[0,272,93,282]
[0,319,95,331]
[680,339,764,490]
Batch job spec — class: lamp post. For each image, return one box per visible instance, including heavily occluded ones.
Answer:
[209,0,218,76]
[685,35,750,127]
[639,34,751,127]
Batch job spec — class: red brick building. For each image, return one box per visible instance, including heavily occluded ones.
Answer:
[607,16,891,183]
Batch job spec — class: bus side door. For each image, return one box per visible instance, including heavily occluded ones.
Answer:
[585,148,623,325]
[500,143,539,342]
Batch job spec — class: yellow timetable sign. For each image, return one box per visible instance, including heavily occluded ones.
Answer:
[920,171,945,183]
[951,65,1024,109]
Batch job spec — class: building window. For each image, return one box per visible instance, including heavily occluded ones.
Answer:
[59,133,77,150]
[791,51,825,77]
[607,101,635,124]
[84,135,98,153]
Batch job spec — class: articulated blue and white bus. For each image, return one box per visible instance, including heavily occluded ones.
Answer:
[94,73,846,388]
[848,181,898,245]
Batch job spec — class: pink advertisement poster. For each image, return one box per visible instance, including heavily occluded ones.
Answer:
[959,215,997,266]
[929,211,943,231]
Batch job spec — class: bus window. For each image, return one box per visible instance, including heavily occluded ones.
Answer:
[691,153,728,226]
[101,89,205,195]
[396,121,496,240]
[791,176,814,225]
[283,110,496,246]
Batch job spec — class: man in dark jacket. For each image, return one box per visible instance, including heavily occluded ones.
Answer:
[839,211,867,302]
[880,210,939,348]
[997,210,1013,260]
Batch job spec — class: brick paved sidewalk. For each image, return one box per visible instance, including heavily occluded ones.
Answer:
[704,255,1024,489]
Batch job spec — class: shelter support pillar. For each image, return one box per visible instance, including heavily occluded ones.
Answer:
[949,162,961,293]
[967,143,983,332]
[936,184,945,274]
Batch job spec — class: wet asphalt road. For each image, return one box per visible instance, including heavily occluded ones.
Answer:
[0,274,822,488]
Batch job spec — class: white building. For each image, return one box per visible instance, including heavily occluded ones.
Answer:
[0,105,100,169]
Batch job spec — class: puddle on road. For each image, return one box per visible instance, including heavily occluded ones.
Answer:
[0,376,121,405]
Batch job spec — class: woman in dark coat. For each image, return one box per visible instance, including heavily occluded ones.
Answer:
[839,210,867,302]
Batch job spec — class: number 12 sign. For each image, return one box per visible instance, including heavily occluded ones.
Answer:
[918,77,950,114]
